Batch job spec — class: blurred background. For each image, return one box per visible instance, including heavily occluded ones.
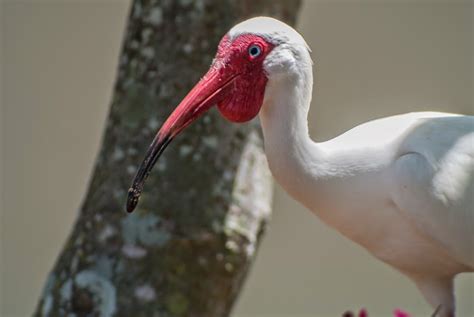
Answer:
[1,0,473,316]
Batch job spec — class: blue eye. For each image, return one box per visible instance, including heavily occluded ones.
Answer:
[248,44,262,58]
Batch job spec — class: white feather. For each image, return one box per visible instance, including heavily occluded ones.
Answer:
[234,17,473,316]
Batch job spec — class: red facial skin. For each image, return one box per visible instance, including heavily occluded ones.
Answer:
[154,34,273,138]
[126,34,275,212]
[214,34,274,122]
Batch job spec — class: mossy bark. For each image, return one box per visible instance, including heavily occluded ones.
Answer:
[33,1,301,316]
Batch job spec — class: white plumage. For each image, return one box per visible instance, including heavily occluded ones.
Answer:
[237,17,473,316]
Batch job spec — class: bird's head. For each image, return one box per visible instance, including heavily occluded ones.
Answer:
[127,17,310,212]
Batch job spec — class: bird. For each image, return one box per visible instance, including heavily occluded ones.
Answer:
[126,17,474,317]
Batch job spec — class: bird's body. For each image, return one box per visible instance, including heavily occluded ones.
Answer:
[254,20,474,313]
[128,17,474,316]
[262,77,474,311]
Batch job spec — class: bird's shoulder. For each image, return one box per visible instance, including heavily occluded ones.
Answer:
[394,112,473,162]
[392,113,473,206]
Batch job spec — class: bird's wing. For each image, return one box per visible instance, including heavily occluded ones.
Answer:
[390,115,474,269]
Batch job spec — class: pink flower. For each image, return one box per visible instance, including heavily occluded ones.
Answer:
[394,309,411,317]
[342,308,411,317]
[358,308,368,317]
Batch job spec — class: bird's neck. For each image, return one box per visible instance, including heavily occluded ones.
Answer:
[259,66,328,207]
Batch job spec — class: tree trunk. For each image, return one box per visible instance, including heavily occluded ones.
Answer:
[34,1,301,316]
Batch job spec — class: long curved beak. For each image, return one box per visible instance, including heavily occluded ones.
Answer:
[126,67,237,213]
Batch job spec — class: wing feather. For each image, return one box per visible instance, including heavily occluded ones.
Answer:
[390,116,474,268]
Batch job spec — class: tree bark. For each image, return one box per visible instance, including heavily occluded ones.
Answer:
[34,1,301,316]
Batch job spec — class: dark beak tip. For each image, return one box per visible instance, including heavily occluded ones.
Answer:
[126,202,136,213]
[126,187,140,213]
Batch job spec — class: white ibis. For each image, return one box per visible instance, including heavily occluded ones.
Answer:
[127,17,473,316]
